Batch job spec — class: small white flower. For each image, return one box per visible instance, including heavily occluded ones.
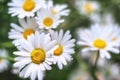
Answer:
[13,31,57,80]
[76,0,99,15]
[77,24,120,59]
[0,49,9,73]
[45,0,70,16]
[49,29,75,69]
[8,0,45,18]
[8,17,39,46]
[36,8,64,29]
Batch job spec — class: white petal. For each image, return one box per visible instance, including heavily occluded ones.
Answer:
[100,50,111,59]
[14,51,30,56]
[57,61,63,69]
[43,62,52,70]
[30,65,37,80]
[14,60,31,67]
[39,64,45,71]
[38,67,44,80]
[59,56,67,66]
[24,64,34,78]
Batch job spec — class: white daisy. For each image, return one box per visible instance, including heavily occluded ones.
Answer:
[8,0,45,18]
[76,0,99,15]
[49,29,75,69]
[36,8,64,29]
[77,24,120,59]
[8,17,39,46]
[45,0,70,16]
[0,49,9,73]
[13,31,57,80]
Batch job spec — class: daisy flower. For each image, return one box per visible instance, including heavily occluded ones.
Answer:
[36,8,64,29]
[45,0,70,16]
[8,0,45,18]
[77,24,120,59]
[8,17,39,46]
[75,0,99,15]
[49,29,75,69]
[0,49,9,73]
[13,31,57,80]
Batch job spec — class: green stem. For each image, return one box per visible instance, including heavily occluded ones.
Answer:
[0,56,15,62]
[94,50,100,69]
[0,41,14,48]
[92,50,100,80]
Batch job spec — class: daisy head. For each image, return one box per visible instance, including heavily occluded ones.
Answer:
[13,31,57,80]
[45,0,70,16]
[36,8,64,29]
[77,24,120,59]
[0,49,9,73]
[8,17,39,46]
[8,0,45,18]
[76,0,99,15]
[49,29,75,69]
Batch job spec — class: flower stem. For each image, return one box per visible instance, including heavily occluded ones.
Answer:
[94,50,100,69]
[92,50,100,80]
[0,56,15,62]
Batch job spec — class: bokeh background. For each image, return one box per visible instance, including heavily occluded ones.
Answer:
[0,0,120,80]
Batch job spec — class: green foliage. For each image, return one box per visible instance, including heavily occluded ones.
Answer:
[0,0,120,80]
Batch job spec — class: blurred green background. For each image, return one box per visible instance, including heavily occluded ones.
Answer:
[0,0,120,80]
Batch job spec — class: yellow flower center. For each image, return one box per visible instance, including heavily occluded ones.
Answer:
[23,29,35,39]
[31,48,46,64]
[43,17,53,27]
[23,0,35,11]
[52,9,58,14]
[93,39,107,49]
[54,44,63,56]
[84,3,94,13]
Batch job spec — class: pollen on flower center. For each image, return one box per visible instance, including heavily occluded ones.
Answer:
[52,9,58,14]
[54,44,63,56]
[23,0,35,11]
[23,29,35,39]
[31,48,46,64]
[84,3,94,13]
[43,17,53,27]
[93,39,107,49]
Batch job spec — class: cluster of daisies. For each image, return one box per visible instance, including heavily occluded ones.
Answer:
[76,0,120,59]
[0,0,118,80]
[8,0,75,80]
